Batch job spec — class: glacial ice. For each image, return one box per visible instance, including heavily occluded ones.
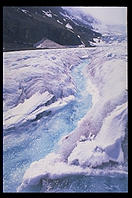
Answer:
[3,48,88,128]
[3,91,54,128]
[3,92,75,129]
[68,102,127,168]
[16,37,127,192]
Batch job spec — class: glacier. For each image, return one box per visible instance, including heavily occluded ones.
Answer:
[3,32,127,192]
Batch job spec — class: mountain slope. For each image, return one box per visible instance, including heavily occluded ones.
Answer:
[3,7,101,51]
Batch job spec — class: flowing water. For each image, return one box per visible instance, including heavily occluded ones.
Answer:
[40,174,128,192]
[3,59,93,192]
[3,56,128,192]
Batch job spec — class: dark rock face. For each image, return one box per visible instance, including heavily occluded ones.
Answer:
[3,7,101,51]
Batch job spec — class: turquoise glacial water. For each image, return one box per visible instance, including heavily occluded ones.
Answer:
[3,59,128,192]
[3,59,92,192]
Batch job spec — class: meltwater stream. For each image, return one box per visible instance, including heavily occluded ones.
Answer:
[3,59,92,192]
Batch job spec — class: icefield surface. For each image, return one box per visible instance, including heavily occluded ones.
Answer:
[3,48,86,129]
[3,35,128,192]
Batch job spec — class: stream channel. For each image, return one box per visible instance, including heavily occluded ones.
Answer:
[3,58,128,192]
[3,59,93,192]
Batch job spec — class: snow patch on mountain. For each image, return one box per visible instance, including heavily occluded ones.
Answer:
[65,23,73,30]
[21,9,28,14]
[42,10,52,18]
[57,20,63,24]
